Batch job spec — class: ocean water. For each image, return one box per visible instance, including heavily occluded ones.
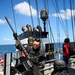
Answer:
[0,43,63,59]
[0,44,16,59]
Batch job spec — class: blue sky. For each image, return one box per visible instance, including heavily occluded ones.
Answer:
[0,0,75,45]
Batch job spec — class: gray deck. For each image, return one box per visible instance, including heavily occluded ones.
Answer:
[1,58,75,75]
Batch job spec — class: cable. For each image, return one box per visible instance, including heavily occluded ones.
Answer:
[11,0,17,33]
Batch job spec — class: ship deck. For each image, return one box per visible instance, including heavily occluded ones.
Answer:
[42,64,75,75]
[0,57,75,75]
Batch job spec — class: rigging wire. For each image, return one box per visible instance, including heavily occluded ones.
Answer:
[10,0,17,33]
[46,0,55,43]
[69,0,75,42]
[47,0,56,54]
[44,0,52,43]
[47,19,55,43]
[27,0,42,38]
[42,0,46,9]
[52,0,67,36]
[27,0,35,37]
[52,0,60,43]
[73,1,75,28]
[56,17,60,49]
[35,0,40,26]
[72,0,75,28]
[28,0,34,29]
[72,0,75,43]
[71,0,75,43]
[54,0,61,50]
[35,0,42,41]
[63,0,69,38]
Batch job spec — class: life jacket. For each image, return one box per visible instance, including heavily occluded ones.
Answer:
[63,44,70,57]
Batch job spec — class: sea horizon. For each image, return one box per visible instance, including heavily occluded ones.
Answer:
[0,42,63,59]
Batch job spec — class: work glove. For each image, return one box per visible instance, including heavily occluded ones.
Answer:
[13,33,18,40]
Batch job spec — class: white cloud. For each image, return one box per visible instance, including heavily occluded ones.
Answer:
[3,38,12,41]
[0,38,15,45]
[14,1,37,16]
[0,19,6,24]
[52,9,75,20]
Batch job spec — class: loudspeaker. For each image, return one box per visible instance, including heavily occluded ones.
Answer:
[45,43,54,60]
